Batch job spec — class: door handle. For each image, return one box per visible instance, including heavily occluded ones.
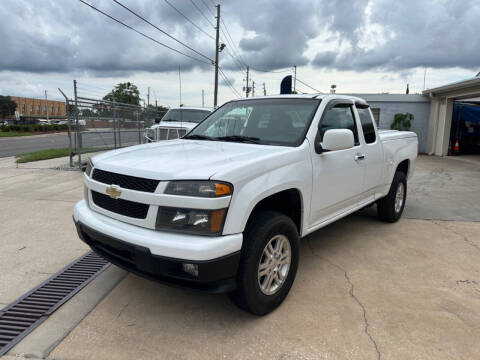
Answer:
[355,153,365,161]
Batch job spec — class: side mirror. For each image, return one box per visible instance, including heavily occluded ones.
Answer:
[155,118,161,124]
[321,129,355,152]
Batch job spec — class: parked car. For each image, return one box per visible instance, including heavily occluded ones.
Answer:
[74,94,418,315]
[0,120,8,126]
[145,106,211,142]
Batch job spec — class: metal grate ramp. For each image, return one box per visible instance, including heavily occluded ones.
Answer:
[0,251,109,356]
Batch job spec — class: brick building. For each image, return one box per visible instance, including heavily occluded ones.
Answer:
[9,96,67,122]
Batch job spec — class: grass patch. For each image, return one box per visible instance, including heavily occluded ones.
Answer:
[15,147,112,163]
[0,131,36,137]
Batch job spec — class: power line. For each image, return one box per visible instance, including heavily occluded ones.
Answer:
[189,0,214,28]
[295,78,321,93]
[222,46,247,73]
[79,0,213,66]
[163,0,215,41]
[199,0,215,18]
[113,0,213,63]
[219,18,246,66]
[250,67,293,73]
[219,67,241,98]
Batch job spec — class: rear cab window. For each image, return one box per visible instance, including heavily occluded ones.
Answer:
[356,104,377,144]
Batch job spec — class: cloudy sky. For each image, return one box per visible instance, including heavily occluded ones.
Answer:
[1,0,479,107]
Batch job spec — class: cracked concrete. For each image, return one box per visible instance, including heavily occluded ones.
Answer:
[2,155,480,359]
[306,239,381,360]
[49,215,480,360]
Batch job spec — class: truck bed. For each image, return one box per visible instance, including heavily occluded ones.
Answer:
[378,129,417,141]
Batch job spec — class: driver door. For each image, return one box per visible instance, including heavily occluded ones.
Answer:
[309,101,366,227]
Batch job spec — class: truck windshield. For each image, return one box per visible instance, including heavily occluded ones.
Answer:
[162,109,210,123]
[184,98,320,146]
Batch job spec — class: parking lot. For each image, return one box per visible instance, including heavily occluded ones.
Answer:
[1,155,480,360]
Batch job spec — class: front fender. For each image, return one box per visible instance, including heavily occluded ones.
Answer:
[222,159,311,236]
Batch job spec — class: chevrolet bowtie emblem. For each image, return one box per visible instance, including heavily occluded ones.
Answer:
[106,185,122,199]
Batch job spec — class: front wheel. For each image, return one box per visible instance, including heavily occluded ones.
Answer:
[230,211,299,315]
[377,171,407,222]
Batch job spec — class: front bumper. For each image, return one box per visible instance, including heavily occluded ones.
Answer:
[73,200,242,293]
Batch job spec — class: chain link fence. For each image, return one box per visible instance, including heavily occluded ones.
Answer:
[63,82,166,169]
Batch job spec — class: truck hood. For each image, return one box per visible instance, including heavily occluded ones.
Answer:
[92,140,299,181]
[150,121,198,130]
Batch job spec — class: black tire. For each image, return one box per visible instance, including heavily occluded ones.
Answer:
[377,171,407,222]
[230,211,299,315]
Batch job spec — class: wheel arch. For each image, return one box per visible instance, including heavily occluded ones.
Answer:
[243,188,304,236]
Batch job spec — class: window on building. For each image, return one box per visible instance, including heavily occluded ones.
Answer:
[356,106,377,144]
[50,106,54,114]
[56,106,60,114]
[44,105,47,114]
[29,104,33,113]
[319,105,359,145]
[21,104,26,113]
[370,108,380,126]
[36,105,40,113]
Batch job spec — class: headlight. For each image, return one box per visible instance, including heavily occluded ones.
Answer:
[165,181,232,197]
[85,158,94,177]
[156,207,227,236]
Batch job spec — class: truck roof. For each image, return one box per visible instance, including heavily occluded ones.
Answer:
[232,94,368,102]
[169,106,212,111]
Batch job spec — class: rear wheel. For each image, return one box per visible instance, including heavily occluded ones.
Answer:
[377,171,407,222]
[230,211,299,315]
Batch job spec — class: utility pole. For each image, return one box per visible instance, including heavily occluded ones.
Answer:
[423,68,427,91]
[178,65,182,106]
[147,86,150,107]
[252,81,255,97]
[245,66,250,97]
[293,65,297,94]
[263,82,266,96]
[45,90,49,122]
[213,4,220,107]
[202,89,205,107]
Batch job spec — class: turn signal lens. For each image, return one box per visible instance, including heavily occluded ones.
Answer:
[210,209,226,233]
[215,183,232,196]
[85,159,94,177]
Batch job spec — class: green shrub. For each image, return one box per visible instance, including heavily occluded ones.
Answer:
[0,123,69,133]
[391,113,413,131]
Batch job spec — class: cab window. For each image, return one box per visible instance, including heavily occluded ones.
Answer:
[319,105,359,145]
[356,106,376,144]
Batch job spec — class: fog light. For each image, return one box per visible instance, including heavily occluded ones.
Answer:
[182,263,199,277]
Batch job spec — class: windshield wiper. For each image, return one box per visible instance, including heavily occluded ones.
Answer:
[183,134,217,141]
[216,135,261,144]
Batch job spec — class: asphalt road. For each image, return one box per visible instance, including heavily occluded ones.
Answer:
[0,131,144,157]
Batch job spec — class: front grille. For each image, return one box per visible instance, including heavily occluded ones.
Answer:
[92,169,160,193]
[92,191,149,219]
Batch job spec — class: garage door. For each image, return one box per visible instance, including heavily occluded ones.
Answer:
[450,102,480,154]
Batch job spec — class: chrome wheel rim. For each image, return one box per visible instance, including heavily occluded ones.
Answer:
[258,234,291,296]
[395,182,405,213]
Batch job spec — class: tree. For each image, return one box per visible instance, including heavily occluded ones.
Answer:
[391,112,413,131]
[103,82,140,105]
[0,95,17,118]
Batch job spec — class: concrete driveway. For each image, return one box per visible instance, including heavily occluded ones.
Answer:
[2,155,480,360]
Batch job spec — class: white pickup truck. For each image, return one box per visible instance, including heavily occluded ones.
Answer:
[145,106,211,142]
[74,94,417,315]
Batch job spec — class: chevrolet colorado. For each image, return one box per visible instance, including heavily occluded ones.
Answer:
[74,94,418,315]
